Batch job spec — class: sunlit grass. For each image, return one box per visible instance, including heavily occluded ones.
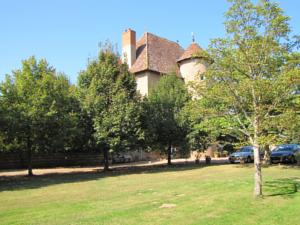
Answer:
[0,164,299,225]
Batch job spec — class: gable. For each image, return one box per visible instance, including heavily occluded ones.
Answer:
[130,33,184,74]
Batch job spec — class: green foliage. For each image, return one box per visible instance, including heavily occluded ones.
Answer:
[197,0,300,148]
[0,57,79,152]
[181,99,245,151]
[0,56,79,174]
[78,44,143,168]
[191,0,300,196]
[144,74,190,159]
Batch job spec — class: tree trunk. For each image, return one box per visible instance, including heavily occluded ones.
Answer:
[103,146,109,171]
[167,143,172,165]
[252,95,262,197]
[253,144,262,197]
[263,144,271,165]
[27,137,33,176]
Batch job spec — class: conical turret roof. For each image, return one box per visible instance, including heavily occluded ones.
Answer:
[177,43,204,62]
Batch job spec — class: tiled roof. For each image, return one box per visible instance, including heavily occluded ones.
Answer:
[177,43,204,62]
[130,32,184,74]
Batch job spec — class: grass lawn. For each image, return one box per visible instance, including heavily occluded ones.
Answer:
[0,164,300,225]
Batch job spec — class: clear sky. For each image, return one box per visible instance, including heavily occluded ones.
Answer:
[1,0,299,84]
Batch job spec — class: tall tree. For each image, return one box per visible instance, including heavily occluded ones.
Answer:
[78,45,143,171]
[198,0,300,196]
[144,74,190,165]
[0,56,78,175]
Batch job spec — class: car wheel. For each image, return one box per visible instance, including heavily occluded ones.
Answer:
[290,155,296,164]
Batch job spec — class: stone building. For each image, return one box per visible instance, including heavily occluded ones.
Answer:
[122,28,208,96]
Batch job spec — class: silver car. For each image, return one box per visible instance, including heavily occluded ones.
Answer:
[229,146,254,163]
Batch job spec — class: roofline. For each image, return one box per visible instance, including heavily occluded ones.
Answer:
[133,69,162,75]
[133,69,182,78]
[177,56,203,63]
[137,32,184,51]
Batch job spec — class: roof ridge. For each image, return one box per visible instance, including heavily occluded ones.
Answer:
[144,32,183,50]
[146,32,149,69]
[188,42,203,49]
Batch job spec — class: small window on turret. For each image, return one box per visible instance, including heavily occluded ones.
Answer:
[200,75,205,81]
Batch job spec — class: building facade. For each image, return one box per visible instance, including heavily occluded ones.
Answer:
[122,28,207,96]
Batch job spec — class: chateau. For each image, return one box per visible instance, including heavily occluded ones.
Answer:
[121,29,208,96]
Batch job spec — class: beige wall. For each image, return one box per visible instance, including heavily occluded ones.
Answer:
[135,59,208,96]
[135,71,161,96]
[147,71,160,94]
[136,72,148,96]
[179,58,207,85]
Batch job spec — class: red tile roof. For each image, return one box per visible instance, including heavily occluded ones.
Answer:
[130,32,184,74]
[177,43,204,63]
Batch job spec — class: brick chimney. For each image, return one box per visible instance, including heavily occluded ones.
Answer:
[122,28,136,68]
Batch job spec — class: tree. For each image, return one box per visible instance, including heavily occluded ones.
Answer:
[197,0,300,196]
[144,74,190,165]
[78,44,143,171]
[0,98,7,151]
[0,86,21,152]
[181,99,245,153]
[0,56,78,176]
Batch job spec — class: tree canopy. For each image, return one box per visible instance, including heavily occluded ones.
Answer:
[194,0,300,196]
[78,45,143,170]
[0,56,79,175]
[144,74,190,165]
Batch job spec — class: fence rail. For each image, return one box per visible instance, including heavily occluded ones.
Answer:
[0,152,103,169]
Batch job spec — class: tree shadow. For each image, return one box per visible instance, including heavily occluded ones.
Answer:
[264,177,300,198]
[277,164,300,170]
[233,163,300,169]
[0,161,226,192]
[233,163,254,168]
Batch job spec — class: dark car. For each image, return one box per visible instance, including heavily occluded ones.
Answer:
[229,146,254,163]
[270,144,300,164]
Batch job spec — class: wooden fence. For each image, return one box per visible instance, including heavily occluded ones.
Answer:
[0,152,103,169]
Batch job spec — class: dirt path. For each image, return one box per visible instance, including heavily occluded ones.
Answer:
[0,157,228,177]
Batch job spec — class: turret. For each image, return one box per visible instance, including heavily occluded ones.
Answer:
[177,42,207,84]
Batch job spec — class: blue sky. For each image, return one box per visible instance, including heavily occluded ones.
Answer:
[0,0,299,84]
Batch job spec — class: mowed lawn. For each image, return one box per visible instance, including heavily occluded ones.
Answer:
[0,164,300,225]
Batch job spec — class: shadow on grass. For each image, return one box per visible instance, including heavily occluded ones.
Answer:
[234,163,300,197]
[264,177,300,197]
[0,161,227,192]
[233,163,300,169]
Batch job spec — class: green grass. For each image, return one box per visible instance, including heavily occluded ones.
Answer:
[0,164,300,225]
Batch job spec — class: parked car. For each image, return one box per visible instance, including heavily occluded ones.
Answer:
[229,146,254,163]
[270,144,300,164]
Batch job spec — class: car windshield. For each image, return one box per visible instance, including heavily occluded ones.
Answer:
[240,147,253,152]
[274,146,293,152]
